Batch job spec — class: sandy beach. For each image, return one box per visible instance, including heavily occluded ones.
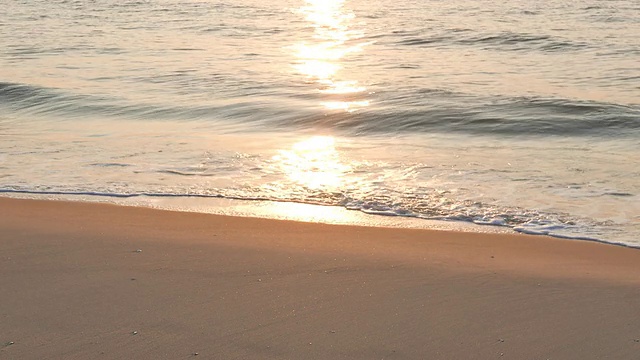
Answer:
[1,197,639,359]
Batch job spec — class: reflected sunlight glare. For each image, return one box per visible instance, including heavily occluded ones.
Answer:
[272,136,350,190]
[293,0,370,112]
[321,100,370,112]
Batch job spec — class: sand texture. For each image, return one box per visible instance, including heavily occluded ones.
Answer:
[1,197,639,359]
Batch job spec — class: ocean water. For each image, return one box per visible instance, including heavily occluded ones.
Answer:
[1,0,639,246]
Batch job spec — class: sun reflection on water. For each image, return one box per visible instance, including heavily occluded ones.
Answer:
[272,136,350,190]
[293,0,370,112]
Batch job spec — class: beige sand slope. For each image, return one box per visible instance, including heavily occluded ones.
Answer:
[1,197,639,359]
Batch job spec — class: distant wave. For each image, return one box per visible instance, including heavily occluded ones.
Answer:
[0,81,67,110]
[0,81,132,117]
[291,96,640,137]
[387,30,588,52]
[0,81,256,123]
[2,81,638,138]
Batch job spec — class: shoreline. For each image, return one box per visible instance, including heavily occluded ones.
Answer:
[1,197,640,359]
[2,191,635,250]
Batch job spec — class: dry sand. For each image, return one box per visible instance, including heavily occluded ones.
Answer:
[1,197,639,359]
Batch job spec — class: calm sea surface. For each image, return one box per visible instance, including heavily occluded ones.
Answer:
[1,0,639,246]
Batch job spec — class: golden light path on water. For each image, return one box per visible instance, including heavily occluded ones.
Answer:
[254,1,375,221]
[270,0,372,204]
[293,0,370,112]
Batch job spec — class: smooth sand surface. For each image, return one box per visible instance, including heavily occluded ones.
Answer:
[1,197,639,359]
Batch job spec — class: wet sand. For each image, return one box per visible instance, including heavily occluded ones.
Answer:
[1,197,639,359]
